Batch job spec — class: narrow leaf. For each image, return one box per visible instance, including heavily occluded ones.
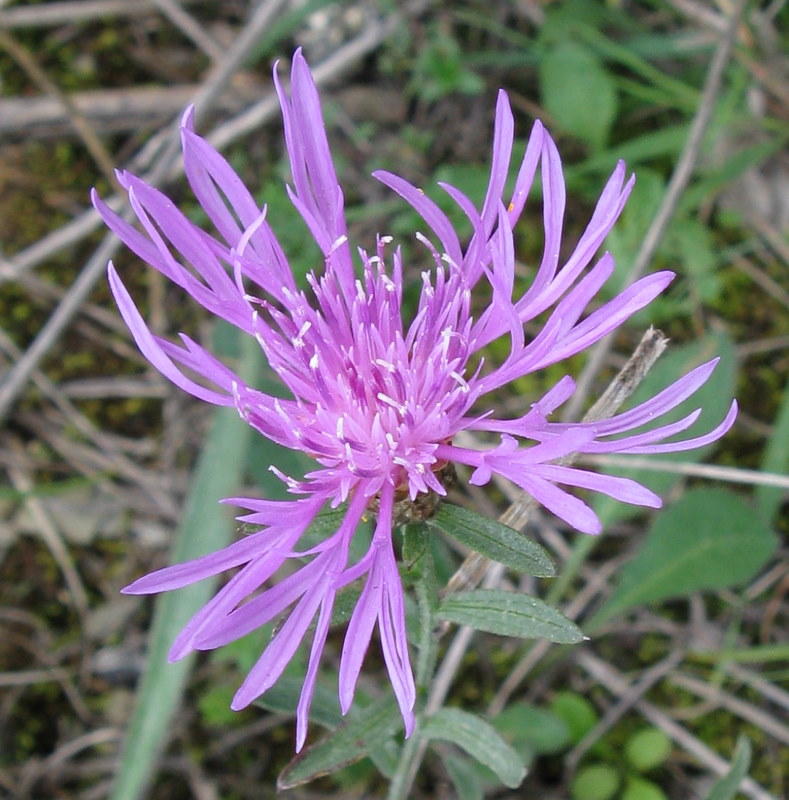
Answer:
[438,589,583,643]
[422,707,527,789]
[704,737,751,800]
[493,702,571,755]
[278,696,404,789]
[595,489,777,624]
[756,373,789,524]
[429,504,556,577]
[441,752,485,800]
[110,326,258,800]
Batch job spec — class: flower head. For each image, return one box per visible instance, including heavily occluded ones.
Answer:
[94,50,736,750]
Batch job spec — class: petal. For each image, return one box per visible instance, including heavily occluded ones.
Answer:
[534,464,662,507]
[107,264,233,405]
[295,593,336,751]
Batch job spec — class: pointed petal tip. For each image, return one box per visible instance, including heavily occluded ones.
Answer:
[180,105,196,130]
[230,690,250,712]
[120,576,151,595]
[338,692,352,716]
[167,640,192,662]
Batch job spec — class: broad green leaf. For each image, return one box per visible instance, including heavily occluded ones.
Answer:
[625,728,672,771]
[571,764,620,800]
[493,702,571,755]
[422,708,527,789]
[550,691,599,743]
[110,326,259,800]
[622,776,669,800]
[429,505,556,577]
[277,696,404,789]
[441,752,485,800]
[539,41,617,150]
[704,736,751,800]
[438,589,583,643]
[756,373,789,524]
[595,488,777,624]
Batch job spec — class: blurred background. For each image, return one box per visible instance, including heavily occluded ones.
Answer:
[0,1,787,798]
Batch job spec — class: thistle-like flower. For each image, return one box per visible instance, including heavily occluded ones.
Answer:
[93,50,736,750]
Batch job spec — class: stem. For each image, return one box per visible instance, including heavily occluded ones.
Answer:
[387,524,439,800]
[387,729,423,800]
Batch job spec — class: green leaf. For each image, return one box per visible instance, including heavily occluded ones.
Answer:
[198,684,238,727]
[493,702,571,755]
[429,505,556,577]
[438,589,583,643]
[550,691,599,743]
[625,728,672,771]
[704,737,752,800]
[663,218,721,303]
[402,523,431,574]
[621,776,670,800]
[571,764,620,800]
[539,41,617,150]
[756,373,789,524]
[421,708,527,789]
[595,488,777,623]
[255,675,343,731]
[440,752,485,800]
[277,696,404,789]
[109,325,259,800]
[403,524,440,685]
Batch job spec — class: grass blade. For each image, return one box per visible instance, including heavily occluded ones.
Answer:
[109,327,259,800]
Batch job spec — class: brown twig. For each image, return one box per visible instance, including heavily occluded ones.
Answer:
[445,327,668,596]
[0,0,202,28]
[577,651,777,800]
[0,27,117,186]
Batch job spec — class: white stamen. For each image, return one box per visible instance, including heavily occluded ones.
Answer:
[377,392,406,415]
[237,205,268,257]
[375,358,396,373]
[329,234,348,254]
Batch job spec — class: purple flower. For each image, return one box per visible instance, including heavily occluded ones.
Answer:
[93,50,736,750]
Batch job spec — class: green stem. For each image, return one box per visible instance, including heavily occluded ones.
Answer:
[386,728,423,800]
[387,524,439,799]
